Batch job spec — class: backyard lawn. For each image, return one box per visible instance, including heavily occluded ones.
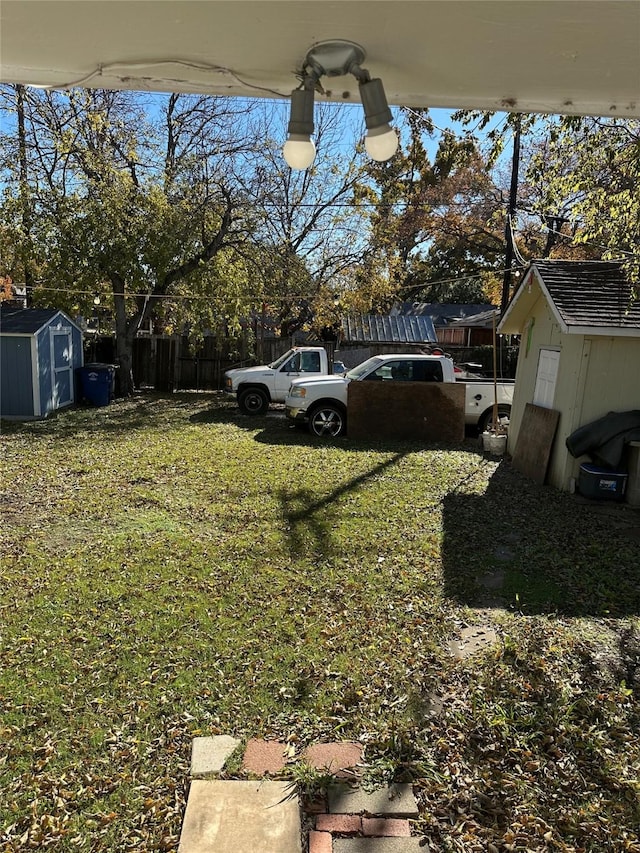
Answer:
[1,394,639,852]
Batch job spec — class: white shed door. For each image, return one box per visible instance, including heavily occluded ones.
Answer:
[533,348,560,409]
[51,328,73,406]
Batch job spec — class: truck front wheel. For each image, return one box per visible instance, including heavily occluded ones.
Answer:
[238,387,269,415]
[308,403,346,438]
[478,404,511,433]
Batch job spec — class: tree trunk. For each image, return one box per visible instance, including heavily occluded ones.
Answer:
[112,281,137,396]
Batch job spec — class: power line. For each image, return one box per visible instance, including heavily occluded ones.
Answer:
[27,265,524,305]
[535,219,640,260]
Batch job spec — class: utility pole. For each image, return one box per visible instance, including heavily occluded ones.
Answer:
[500,114,522,314]
[16,84,34,306]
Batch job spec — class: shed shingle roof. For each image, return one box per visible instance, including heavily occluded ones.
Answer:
[530,260,640,330]
[0,305,68,334]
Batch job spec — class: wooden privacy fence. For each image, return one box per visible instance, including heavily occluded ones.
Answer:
[131,335,336,392]
[89,333,516,392]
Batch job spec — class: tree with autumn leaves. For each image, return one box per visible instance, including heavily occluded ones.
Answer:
[1,84,638,395]
[349,111,508,313]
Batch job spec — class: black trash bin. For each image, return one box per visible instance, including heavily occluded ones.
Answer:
[78,363,115,407]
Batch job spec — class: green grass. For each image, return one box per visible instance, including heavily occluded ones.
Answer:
[1,394,639,851]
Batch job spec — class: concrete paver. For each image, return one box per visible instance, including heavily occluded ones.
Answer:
[328,783,418,818]
[190,735,240,776]
[178,780,301,853]
[333,839,430,852]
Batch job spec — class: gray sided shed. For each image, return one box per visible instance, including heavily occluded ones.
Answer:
[498,260,640,492]
[0,306,84,419]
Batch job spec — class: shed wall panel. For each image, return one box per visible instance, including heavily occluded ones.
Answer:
[545,334,585,489]
[507,291,558,455]
[550,336,640,490]
[0,336,35,416]
[581,337,640,422]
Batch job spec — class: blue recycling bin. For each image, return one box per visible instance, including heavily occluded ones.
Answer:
[78,363,115,406]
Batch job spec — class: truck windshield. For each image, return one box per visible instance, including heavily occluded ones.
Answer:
[346,357,384,380]
[268,349,296,370]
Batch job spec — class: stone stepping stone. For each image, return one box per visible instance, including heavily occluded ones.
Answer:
[328,783,418,818]
[190,735,240,776]
[178,780,301,853]
[448,625,498,660]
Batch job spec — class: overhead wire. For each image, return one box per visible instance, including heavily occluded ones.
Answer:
[28,59,285,97]
[532,217,640,261]
[27,264,521,305]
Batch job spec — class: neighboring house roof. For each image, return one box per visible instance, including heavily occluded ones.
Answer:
[393,302,495,325]
[0,305,83,335]
[341,314,437,344]
[499,260,640,336]
[446,308,500,329]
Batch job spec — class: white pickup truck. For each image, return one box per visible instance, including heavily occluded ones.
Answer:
[224,346,334,415]
[285,353,514,437]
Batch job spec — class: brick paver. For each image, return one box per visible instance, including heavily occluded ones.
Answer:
[308,830,333,853]
[362,818,411,837]
[182,738,427,853]
[242,738,287,774]
[316,814,362,834]
[305,741,364,778]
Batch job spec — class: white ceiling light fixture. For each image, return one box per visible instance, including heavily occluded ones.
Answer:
[282,39,398,170]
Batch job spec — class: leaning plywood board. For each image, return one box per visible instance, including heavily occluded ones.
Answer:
[348,382,465,442]
[512,403,560,484]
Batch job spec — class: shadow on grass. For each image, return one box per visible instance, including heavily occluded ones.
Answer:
[442,459,640,617]
[1,392,233,437]
[277,452,409,558]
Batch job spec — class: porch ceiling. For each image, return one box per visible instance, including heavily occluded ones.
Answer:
[1,1,639,118]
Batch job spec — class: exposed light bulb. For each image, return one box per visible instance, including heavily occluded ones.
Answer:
[364,125,399,161]
[358,76,398,163]
[283,135,316,170]
[283,84,316,170]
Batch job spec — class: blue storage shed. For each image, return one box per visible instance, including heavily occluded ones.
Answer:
[0,305,84,419]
